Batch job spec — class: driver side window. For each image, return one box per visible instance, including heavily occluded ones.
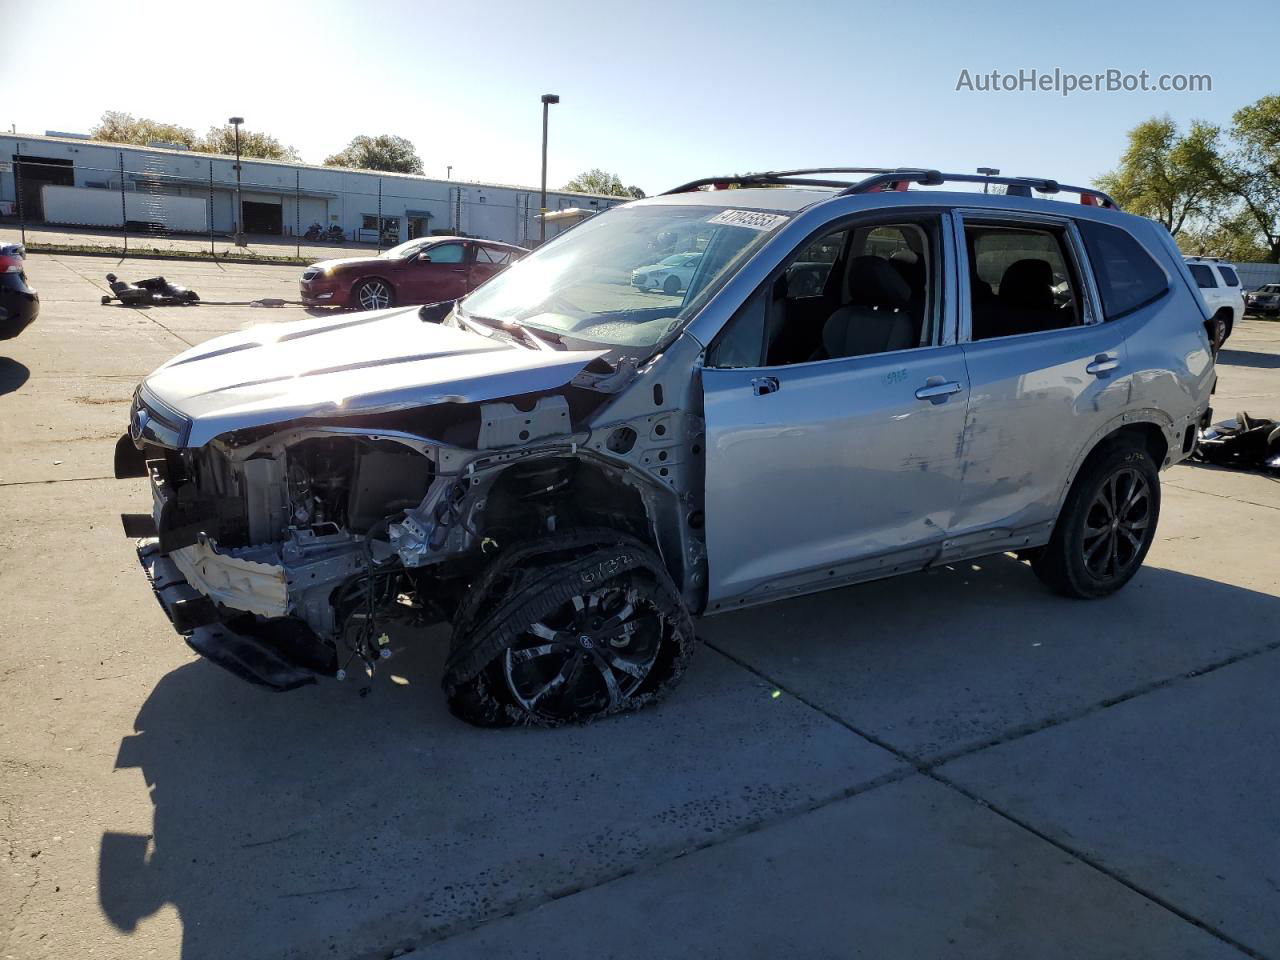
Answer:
[707,219,938,368]
[424,242,465,264]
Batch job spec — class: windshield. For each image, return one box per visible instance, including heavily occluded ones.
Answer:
[458,203,790,349]
[382,239,426,259]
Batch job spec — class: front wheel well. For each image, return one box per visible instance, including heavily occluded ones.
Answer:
[483,458,657,550]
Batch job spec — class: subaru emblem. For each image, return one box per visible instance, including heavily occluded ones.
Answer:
[130,408,150,442]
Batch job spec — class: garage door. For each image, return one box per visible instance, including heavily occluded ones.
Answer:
[241,193,283,236]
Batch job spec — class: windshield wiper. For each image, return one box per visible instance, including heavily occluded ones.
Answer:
[456,310,564,351]
[507,322,562,351]
[455,311,502,339]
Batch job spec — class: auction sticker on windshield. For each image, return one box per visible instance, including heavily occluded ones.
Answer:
[706,209,789,231]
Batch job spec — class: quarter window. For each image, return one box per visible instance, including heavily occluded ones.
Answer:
[476,246,514,265]
[1077,220,1170,320]
[1217,265,1240,287]
[965,223,1081,340]
[1187,264,1217,288]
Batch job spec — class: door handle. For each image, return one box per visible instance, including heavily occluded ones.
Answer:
[1086,354,1119,375]
[751,376,780,396]
[914,379,963,403]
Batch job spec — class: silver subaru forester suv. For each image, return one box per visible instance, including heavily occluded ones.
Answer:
[116,167,1215,727]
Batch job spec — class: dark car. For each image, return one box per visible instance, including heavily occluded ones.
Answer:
[1245,283,1280,316]
[0,244,39,339]
[300,236,527,311]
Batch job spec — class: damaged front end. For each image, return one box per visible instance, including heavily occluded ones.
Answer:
[116,358,693,695]
[124,418,447,689]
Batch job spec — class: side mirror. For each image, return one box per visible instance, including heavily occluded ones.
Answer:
[419,299,456,324]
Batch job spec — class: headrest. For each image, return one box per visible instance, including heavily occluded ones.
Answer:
[998,259,1054,309]
[847,256,912,309]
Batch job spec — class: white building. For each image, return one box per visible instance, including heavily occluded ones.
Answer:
[0,133,626,248]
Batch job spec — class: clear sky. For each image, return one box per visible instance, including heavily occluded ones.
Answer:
[2,0,1275,193]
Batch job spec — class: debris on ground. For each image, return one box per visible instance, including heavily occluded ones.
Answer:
[1194,412,1280,473]
[100,274,200,306]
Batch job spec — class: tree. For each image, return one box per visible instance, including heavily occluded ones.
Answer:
[201,125,300,161]
[90,112,300,160]
[1176,210,1272,262]
[1213,95,1280,262]
[324,135,424,174]
[563,169,645,198]
[90,111,198,149]
[1095,117,1224,235]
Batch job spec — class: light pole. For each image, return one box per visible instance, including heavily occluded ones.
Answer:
[229,116,245,245]
[977,166,999,194]
[446,165,453,180]
[539,94,559,245]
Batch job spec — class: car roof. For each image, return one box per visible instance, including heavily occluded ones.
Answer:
[635,187,839,212]
[629,185,1145,222]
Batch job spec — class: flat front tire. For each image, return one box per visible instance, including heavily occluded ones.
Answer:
[1033,441,1161,599]
[445,534,696,727]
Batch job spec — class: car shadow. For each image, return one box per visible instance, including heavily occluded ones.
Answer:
[1218,348,1280,370]
[96,561,1280,958]
[0,356,30,395]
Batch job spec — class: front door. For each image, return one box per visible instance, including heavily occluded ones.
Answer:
[700,214,969,608]
[403,240,471,303]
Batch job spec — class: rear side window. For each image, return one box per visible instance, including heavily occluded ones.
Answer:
[1187,264,1217,288]
[476,246,515,265]
[1077,220,1170,320]
[1217,265,1240,287]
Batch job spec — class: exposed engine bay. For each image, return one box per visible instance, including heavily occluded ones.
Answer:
[122,378,704,693]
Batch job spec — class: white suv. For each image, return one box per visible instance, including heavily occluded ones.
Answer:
[1184,257,1243,349]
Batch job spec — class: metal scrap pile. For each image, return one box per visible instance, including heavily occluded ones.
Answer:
[1195,413,1280,474]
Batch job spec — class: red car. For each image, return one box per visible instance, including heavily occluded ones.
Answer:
[300,236,527,311]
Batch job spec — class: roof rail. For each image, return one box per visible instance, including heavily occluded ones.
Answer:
[841,170,1118,208]
[663,167,1119,209]
[663,167,934,194]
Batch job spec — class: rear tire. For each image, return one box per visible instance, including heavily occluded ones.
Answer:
[444,533,696,727]
[1033,441,1160,599]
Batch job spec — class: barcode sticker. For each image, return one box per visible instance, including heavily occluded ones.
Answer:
[706,209,788,231]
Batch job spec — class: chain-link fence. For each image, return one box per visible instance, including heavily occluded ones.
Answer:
[0,140,618,261]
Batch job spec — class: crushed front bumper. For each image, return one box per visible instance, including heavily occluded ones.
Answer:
[137,537,330,691]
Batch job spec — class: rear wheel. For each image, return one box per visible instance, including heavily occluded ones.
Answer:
[445,534,696,727]
[354,278,394,311]
[1033,441,1160,599]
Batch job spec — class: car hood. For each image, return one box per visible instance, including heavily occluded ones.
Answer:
[306,256,390,273]
[141,306,607,447]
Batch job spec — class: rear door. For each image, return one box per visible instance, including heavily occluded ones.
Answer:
[950,212,1129,547]
[402,240,471,303]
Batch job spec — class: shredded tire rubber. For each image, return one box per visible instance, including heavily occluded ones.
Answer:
[443,530,696,727]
